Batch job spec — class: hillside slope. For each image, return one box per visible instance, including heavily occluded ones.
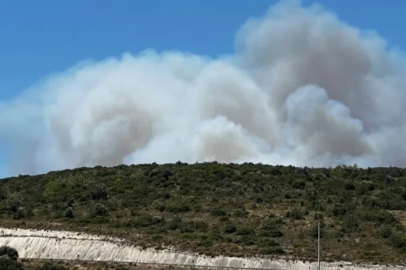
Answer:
[1,227,404,270]
[0,163,406,264]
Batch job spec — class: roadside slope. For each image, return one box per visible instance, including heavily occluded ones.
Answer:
[0,227,404,270]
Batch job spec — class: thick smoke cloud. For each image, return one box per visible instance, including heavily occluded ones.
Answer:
[1,0,406,176]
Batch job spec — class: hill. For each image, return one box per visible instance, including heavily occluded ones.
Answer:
[1,163,406,265]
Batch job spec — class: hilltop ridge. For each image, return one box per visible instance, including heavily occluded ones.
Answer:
[1,163,406,265]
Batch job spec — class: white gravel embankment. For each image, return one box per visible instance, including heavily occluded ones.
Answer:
[0,227,404,270]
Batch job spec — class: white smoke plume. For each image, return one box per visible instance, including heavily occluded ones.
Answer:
[1,0,406,176]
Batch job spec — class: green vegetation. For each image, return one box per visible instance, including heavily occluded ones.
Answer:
[0,246,23,270]
[1,163,406,265]
[0,246,68,270]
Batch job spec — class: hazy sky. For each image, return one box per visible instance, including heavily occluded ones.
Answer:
[1,0,406,177]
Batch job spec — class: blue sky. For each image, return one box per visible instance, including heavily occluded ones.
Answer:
[1,0,405,102]
[0,0,406,177]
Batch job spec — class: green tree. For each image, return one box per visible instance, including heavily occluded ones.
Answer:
[0,246,19,261]
[0,246,22,270]
[0,256,23,270]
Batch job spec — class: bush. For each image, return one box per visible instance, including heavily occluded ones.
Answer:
[390,232,406,249]
[269,229,284,238]
[233,209,248,218]
[0,255,23,270]
[236,227,256,236]
[343,213,359,232]
[261,247,285,255]
[168,216,182,230]
[344,182,355,191]
[211,208,227,217]
[224,224,237,234]
[8,199,21,213]
[166,203,191,213]
[94,203,108,216]
[37,261,67,270]
[193,220,209,233]
[292,179,306,189]
[364,210,395,224]
[156,205,166,212]
[286,207,306,220]
[64,207,74,218]
[128,214,154,228]
[0,246,18,261]
[332,204,347,217]
[380,227,392,239]
[260,229,283,238]
[92,183,108,200]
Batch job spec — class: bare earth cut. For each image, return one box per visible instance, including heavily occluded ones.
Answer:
[0,227,404,270]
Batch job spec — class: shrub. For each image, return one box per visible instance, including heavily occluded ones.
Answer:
[344,182,355,191]
[152,216,164,224]
[236,227,255,236]
[269,229,284,238]
[67,198,75,207]
[0,256,23,270]
[37,261,67,270]
[64,207,74,218]
[390,232,406,249]
[0,246,18,261]
[92,184,108,200]
[8,199,21,213]
[343,213,359,232]
[380,227,392,239]
[162,169,174,180]
[233,209,248,218]
[292,179,306,189]
[224,224,237,234]
[261,247,285,255]
[128,215,154,228]
[156,205,166,212]
[211,208,227,217]
[241,235,256,245]
[168,216,182,230]
[286,207,306,220]
[267,239,280,246]
[166,204,191,213]
[94,203,108,216]
[12,208,26,220]
[332,204,347,217]
[364,210,395,224]
[42,180,61,200]
[193,220,209,233]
